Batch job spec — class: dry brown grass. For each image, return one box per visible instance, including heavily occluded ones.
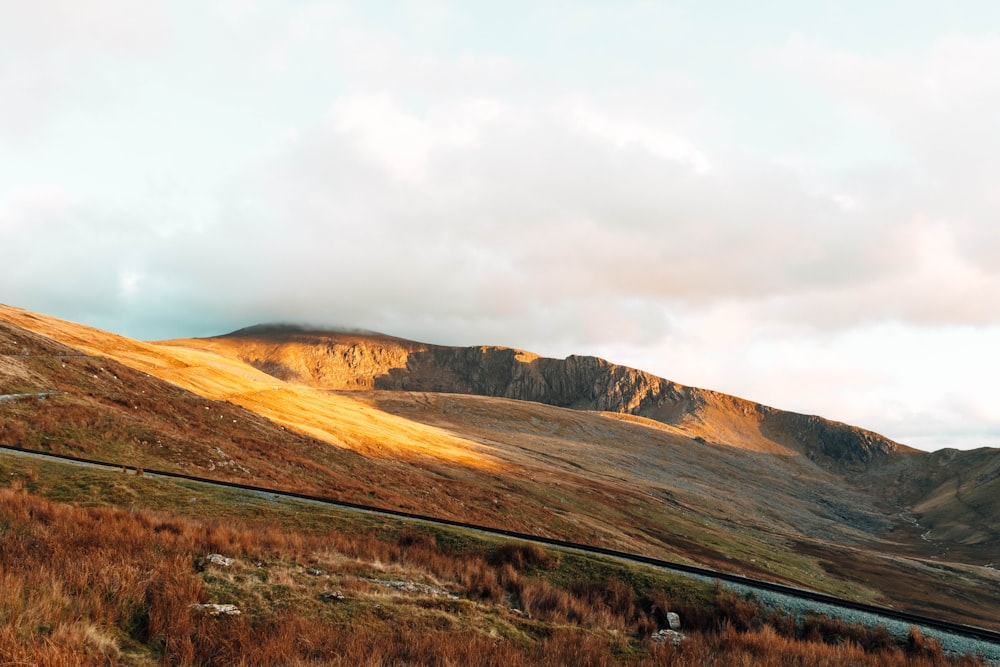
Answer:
[0,481,988,667]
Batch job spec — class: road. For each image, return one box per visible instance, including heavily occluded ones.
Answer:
[0,392,57,402]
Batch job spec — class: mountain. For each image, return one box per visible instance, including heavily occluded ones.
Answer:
[2,305,999,630]
[185,324,908,465]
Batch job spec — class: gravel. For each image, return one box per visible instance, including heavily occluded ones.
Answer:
[697,575,1000,664]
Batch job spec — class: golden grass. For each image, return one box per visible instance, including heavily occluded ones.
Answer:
[0,305,503,470]
[601,409,795,455]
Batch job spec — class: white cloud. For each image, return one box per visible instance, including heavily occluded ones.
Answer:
[830,193,862,212]
[328,93,503,183]
[1,184,80,228]
[3,3,1000,449]
[117,270,143,299]
[0,0,169,141]
[773,32,1000,241]
[0,0,168,53]
[331,93,437,183]
[562,102,712,174]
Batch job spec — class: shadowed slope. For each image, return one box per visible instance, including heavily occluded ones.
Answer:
[858,446,1000,557]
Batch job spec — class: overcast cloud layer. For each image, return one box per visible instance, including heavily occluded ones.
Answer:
[3,1,1000,450]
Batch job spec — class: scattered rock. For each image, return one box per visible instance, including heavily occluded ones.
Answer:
[320,590,345,602]
[191,603,241,616]
[306,568,323,576]
[651,629,685,646]
[666,611,681,630]
[206,554,233,567]
[368,578,454,598]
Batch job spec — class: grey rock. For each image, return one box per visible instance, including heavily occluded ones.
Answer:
[651,629,685,646]
[368,578,452,597]
[191,603,240,616]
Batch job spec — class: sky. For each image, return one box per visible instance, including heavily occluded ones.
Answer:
[2,1,1000,451]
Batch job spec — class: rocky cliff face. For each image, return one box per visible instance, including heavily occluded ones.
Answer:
[376,346,902,464]
[376,348,677,412]
[212,327,906,467]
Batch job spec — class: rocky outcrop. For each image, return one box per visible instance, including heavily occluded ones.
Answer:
[651,629,685,645]
[191,603,241,616]
[375,348,694,417]
[205,553,234,567]
[217,325,423,390]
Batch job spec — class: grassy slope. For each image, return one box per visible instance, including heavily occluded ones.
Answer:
[0,451,981,667]
[184,326,1000,550]
[3,312,822,581]
[2,304,998,630]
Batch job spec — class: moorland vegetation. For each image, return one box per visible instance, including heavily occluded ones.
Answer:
[0,455,987,667]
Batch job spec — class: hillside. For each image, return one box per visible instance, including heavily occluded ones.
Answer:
[177,324,1000,554]
[2,304,999,632]
[4,452,990,667]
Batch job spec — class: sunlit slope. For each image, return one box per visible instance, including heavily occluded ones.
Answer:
[0,305,499,468]
[2,305,871,544]
[177,324,1000,556]
[7,304,836,558]
[0,315,403,504]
